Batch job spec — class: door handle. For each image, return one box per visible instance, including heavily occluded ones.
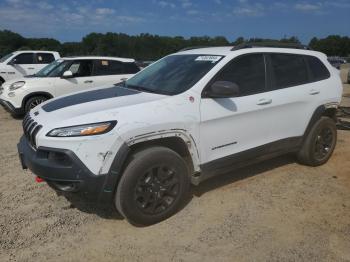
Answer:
[84,80,93,84]
[257,98,272,106]
[120,78,128,81]
[27,67,35,70]
[309,89,320,95]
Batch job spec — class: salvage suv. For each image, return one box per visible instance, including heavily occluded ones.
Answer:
[0,56,139,116]
[18,43,343,226]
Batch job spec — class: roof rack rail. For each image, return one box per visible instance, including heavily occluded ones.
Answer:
[178,46,213,52]
[232,42,312,51]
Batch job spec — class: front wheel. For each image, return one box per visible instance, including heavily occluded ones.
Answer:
[297,116,337,166]
[115,146,190,226]
[24,96,48,113]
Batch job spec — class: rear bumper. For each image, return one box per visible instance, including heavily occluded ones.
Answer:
[0,98,23,116]
[17,136,129,201]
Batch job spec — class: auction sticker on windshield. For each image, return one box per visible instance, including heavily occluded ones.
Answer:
[195,56,222,63]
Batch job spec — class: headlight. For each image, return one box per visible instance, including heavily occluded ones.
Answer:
[47,121,117,137]
[9,81,25,91]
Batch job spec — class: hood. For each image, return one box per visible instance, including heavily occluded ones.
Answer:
[35,86,166,125]
[3,76,49,88]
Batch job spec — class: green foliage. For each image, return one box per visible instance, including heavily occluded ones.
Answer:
[0,29,349,60]
[308,35,350,56]
[0,30,25,56]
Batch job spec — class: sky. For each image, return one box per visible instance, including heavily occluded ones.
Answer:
[0,0,349,44]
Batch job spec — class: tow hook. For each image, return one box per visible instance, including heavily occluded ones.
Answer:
[35,176,45,183]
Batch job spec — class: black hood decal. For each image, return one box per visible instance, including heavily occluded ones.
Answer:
[42,86,140,112]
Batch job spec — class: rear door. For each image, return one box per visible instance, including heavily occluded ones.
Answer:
[53,60,94,97]
[92,59,139,87]
[264,53,318,144]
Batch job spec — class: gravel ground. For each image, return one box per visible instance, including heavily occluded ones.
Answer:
[0,67,350,262]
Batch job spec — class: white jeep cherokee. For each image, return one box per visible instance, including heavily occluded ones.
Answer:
[18,44,343,226]
[0,51,60,85]
[0,56,139,116]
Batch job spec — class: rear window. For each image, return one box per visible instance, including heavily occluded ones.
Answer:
[305,56,330,82]
[270,54,309,89]
[36,53,55,64]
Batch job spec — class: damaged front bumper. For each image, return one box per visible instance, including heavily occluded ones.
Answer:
[17,135,129,201]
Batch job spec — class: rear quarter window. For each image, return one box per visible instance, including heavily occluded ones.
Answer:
[305,56,330,82]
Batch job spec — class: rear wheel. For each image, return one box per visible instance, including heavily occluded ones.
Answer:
[115,146,190,226]
[24,96,48,113]
[297,117,337,166]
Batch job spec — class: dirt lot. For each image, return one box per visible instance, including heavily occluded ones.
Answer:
[1,67,350,262]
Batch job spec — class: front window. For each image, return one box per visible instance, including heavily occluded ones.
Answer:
[125,54,223,95]
[36,60,93,78]
[35,60,64,77]
[0,53,13,63]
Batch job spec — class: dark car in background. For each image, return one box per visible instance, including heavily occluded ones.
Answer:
[328,57,347,69]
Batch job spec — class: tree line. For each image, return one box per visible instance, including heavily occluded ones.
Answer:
[0,29,349,61]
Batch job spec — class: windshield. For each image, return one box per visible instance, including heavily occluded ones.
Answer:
[0,53,14,63]
[125,54,223,95]
[35,60,64,77]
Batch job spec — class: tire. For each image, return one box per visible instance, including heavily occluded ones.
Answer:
[297,116,337,166]
[115,146,190,226]
[24,96,48,113]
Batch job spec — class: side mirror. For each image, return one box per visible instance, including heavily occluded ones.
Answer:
[204,81,240,98]
[62,70,73,78]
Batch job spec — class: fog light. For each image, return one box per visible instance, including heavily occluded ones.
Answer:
[8,92,15,97]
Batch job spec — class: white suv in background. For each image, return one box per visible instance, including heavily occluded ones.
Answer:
[0,56,139,116]
[0,51,60,85]
[18,44,343,226]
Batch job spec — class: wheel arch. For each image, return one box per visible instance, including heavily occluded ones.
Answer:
[126,131,200,174]
[21,91,54,109]
[0,76,5,84]
[303,104,338,140]
[110,130,201,186]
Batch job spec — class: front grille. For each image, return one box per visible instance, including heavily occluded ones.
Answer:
[22,114,42,148]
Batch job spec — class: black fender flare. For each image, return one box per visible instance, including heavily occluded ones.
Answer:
[302,104,337,142]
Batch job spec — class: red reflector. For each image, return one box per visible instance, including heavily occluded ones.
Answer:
[35,177,45,183]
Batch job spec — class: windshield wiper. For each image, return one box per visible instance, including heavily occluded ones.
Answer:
[114,82,172,96]
[124,84,160,94]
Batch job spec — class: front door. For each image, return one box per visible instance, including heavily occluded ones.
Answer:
[9,52,36,79]
[200,53,274,165]
[53,60,94,97]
